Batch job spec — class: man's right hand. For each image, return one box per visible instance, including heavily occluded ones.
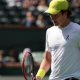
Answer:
[33,76,42,80]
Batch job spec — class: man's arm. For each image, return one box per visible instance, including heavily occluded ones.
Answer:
[36,51,51,80]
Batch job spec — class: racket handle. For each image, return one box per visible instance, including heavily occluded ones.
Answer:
[32,77,36,80]
[31,73,36,80]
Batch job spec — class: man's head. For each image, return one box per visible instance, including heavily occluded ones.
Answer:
[45,0,70,27]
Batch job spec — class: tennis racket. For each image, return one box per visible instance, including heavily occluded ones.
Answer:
[21,48,36,80]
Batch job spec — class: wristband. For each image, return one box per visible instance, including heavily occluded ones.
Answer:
[36,69,46,79]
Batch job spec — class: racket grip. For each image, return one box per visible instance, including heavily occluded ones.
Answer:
[33,77,36,80]
[31,73,36,80]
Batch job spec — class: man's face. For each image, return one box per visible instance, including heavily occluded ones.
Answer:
[50,12,67,27]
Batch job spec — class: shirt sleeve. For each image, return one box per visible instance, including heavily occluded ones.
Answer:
[45,30,51,52]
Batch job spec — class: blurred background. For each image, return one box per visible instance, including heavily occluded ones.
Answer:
[0,0,80,80]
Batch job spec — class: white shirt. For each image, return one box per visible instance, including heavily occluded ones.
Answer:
[45,22,80,80]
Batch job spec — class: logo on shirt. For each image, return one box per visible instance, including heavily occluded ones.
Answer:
[66,35,69,40]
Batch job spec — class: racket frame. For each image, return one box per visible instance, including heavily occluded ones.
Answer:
[21,50,35,80]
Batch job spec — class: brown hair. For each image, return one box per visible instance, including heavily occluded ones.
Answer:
[60,9,71,18]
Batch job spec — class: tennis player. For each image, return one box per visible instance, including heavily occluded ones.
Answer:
[35,0,80,80]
